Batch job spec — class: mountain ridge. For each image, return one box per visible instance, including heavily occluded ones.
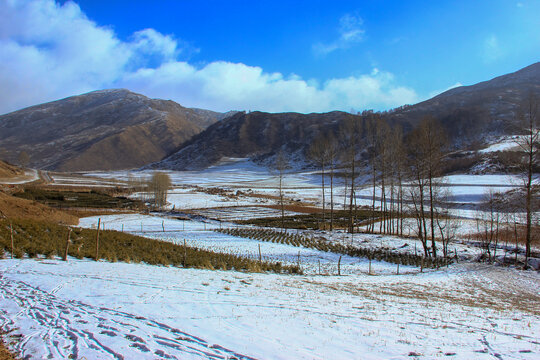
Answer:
[0,89,228,171]
[154,62,540,170]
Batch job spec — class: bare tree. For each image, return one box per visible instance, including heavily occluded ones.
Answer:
[17,151,30,168]
[476,189,504,262]
[338,116,363,233]
[309,135,329,228]
[434,186,459,258]
[407,116,447,257]
[274,150,290,232]
[390,125,407,236]
[514,93,539,266]
[326,133,339,231]
[149,171,172,209]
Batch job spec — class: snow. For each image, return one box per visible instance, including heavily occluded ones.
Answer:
[1,258,538,359]
[78,214,416,276]
[1,160,539,359]
[479,135,523,153]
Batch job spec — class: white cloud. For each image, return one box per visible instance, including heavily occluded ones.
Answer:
[0,0,417,114]
[313,13,365,56]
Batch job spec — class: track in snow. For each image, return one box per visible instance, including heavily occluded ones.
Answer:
[0,273,256,360]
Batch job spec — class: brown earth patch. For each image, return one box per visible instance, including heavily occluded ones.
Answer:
[0,337,17,360]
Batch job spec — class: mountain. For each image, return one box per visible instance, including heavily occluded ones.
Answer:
[154,110,360,170]
[155,62,540,170]
[0,89,227,171]
[388,62,540,141]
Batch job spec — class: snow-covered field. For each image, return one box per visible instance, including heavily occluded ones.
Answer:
[78,214,417,276]
[1,258,538,360]
[83,159,533,215]
[1,159,538,359]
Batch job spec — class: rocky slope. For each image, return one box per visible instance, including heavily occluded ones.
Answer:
[0,89,227,171]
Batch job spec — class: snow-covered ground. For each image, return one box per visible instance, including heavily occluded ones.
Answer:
[84,159,532,213]
[78,214,418,276]
[479,135,523,153]
[1,258,538,360]
[1,159,539,359]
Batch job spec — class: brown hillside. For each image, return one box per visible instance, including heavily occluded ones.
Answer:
[0,192,77,225]
[0,89,226,171]
[0,160,23,179]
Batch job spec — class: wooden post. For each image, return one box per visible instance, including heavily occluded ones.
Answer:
[95,218,101,261]
[396,263,400,275]
[338,255,342,276]
[297,251,300,269]
[141,222,143,232]
[258,243,262,264]
[63,228,72,261]
[162,220,165,232]
[183,239,187,267]
[369,258,372,275]
[318,259,321,275]
[10,221,13,259]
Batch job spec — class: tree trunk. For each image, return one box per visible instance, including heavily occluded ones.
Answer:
[330,163,334,231]
[321,162,326,227]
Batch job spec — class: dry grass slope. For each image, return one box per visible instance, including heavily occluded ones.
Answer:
[0,218,301,274]
[0,161,23,179]
[0,192,77,225]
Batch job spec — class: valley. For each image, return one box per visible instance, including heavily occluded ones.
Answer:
[0,156,538,359]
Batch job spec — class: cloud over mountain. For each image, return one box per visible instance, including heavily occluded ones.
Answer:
[0,0,418,114]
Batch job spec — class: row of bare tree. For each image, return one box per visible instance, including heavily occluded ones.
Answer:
[307,95,538,264]
[128,171,171,209]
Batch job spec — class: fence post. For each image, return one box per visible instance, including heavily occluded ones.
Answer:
[258,243,262,264]
[63,227,72,261]
[396,263,400,275]
[338,256,342,276]
[95,218,101,261]
[162,220,165,232]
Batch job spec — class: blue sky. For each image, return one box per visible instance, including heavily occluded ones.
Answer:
[1,0,539,114]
